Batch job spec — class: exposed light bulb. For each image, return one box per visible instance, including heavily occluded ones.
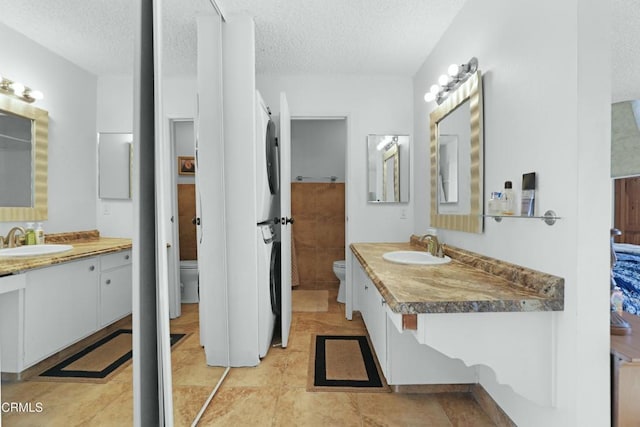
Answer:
[28,90,44,100]
[424,92,435,103]
[429,84,440,95]
[448,64,460,77]
[376,137,391,151]
[438,74,450,86]
[11,82,25,95]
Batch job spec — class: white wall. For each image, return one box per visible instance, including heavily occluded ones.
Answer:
[291,119,346,182]
[413,1,610,425]
[257,74,414,243]
[96,76,196,238]
[0,23,97,236]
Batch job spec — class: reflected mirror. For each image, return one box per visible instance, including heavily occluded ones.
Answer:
[0,93,49,221]
[98,133,132,200]
[430,71,483,233]
[367,134,410,203]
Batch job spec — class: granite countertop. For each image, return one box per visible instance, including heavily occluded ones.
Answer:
[0,230,132,276]
[350,236,564,314]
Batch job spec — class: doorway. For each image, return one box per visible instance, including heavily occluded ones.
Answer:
[289,118,348,299]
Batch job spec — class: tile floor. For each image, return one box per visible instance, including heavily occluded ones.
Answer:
[1,286,496,426]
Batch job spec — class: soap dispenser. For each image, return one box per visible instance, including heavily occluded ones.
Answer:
[25,223,36,245]
[35,222,45,245]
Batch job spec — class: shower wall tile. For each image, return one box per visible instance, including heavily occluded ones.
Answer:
[291,183,345,288]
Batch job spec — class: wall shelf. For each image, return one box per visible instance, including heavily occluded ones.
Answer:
[483,210,561,226]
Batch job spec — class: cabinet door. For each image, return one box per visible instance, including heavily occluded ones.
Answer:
[366,284,388,377]
[24,258,99,367]
[100,264,133,327]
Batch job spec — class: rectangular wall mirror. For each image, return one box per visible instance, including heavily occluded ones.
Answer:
[367,134,410,203]
[98,133,132,200]
[429,70,483,233]
[0,93,49,221]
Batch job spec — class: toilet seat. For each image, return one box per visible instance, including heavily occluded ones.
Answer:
[333,260,345,269]
[180,260,198,269]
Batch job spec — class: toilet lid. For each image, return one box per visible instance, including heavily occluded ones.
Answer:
[333,260,346,269]
[181,260,198,269]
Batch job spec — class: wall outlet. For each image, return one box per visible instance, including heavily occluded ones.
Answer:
[102,203,111,215]
[400,208,407,219]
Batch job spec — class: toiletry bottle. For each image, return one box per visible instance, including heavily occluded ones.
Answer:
[25,223,36,245]
[501,181,516,215]
[488,192,502,215]
[35,222,45,244]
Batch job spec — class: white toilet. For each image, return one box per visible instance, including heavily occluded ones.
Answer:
[180,260,199,303]
[333,260,346,303]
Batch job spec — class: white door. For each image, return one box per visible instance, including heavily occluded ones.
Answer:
[279,92,292,347]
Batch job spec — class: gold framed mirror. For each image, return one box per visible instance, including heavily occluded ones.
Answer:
[0,93,49,221]
[429,70,483,233]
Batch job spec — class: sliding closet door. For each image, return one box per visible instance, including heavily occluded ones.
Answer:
[196,13,229,366]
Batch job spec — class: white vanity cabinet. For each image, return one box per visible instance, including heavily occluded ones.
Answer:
[0,248,133,376]
[354,263,388,374]
[352,258,476,386]
[99,250,132,327]
[24,257,99,367]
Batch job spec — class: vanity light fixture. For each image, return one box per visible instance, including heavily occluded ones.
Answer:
[376,136,398,151]
[0,74,44,103]
[424,57,478,105]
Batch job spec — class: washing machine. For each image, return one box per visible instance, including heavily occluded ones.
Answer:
[256,90,279,222]
[257,224,276,358]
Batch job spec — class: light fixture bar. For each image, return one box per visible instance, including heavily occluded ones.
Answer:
[424,57,478,105]
[0,74,44,103]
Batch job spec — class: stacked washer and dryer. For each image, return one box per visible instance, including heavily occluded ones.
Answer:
[255,91,281,358]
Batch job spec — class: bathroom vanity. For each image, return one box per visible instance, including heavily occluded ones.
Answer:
[349,235,564,406]
[0,231,132,378]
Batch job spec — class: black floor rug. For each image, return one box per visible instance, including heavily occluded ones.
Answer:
[36,329,186,383]
[308,334,389,392]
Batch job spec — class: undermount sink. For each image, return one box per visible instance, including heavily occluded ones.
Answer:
[382,250,451,265]
[0,244,73,257]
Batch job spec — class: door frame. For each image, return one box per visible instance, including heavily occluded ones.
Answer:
[167,117,196,319]
[289,113,351,318]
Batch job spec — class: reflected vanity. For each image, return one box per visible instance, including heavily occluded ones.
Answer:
[0,93,49,221]
[430,71,483,233]
[367,134,410,203]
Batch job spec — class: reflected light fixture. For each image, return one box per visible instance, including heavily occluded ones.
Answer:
[424,57,478,105]
[376,136,398,151]
[0,74,44,103]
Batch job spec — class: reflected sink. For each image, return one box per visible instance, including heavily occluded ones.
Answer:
[382,250,451,265]
[0,244,73,257]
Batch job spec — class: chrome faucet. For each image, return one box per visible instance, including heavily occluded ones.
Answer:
[4,226,26,248]
[420,233,444,258]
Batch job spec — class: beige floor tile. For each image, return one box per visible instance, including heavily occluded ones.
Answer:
[171,348,226,387]
[281,351,311,388]
[357,392,454,427]
[3,382,132,427]
[172,385,217,427]
[223,349,288,388]
[197,386,280,426]
[273,387,361,427]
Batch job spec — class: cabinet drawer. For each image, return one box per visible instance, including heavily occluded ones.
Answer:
[101,250,132,271]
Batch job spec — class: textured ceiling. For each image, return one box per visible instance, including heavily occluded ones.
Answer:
[0,0,638,101]
[0,0,465,77]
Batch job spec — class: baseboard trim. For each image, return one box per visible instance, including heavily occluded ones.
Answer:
[391,383,516,427]
[470,384,517,427]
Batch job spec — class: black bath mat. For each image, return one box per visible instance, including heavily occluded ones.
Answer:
[36,329,186,383]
